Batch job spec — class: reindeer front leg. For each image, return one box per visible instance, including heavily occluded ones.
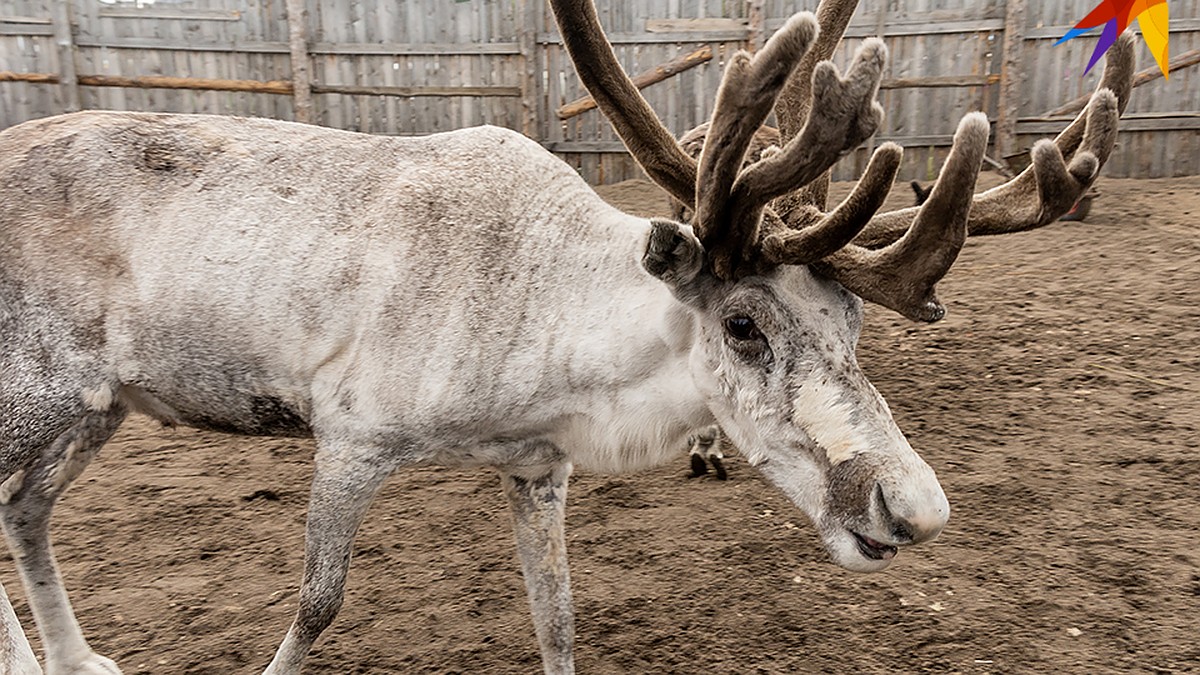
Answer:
[263,441,392,675]
[501,463,574,675]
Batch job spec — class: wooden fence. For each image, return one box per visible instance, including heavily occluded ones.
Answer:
[2,0,1197,183]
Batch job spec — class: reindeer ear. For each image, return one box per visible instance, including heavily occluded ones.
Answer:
[643,218,706,301]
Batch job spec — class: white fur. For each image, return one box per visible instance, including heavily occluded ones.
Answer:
[791,378,871,465]
[0,470,24,505]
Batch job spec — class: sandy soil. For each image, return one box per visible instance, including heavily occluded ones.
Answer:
[5,174,1198,674]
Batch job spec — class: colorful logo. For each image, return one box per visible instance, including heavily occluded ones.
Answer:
[1057,0,1170,78]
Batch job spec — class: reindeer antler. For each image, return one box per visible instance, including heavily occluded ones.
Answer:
[552,0,1134,322]
[807,32,1134,321]
[851,32,1134,248]
[551,0,894,281]
[695,19,897,277]
[548,0,697,209]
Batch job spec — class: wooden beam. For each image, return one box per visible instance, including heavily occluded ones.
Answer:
[77,74,294,94]
[645,18,747,33]
[285,0,313,124]
[96,8,242,22]
[50,1,80,112]
[69,37,521,56]
[545,133,967,154]
[1017,113,1200,134]
[1023,18,1200,40]
[310,42,521,55]
[538,31,747,45]
[994,0,1027,162]
[0,24,53,36]
[1043,48,1200,117]
[880,74,1001,89]
[311,83,521,97]
[0,72,520,98]
[556,45,713,120]
[0,15,51,24]
[764,16,1006,37]
[0,71,58,84]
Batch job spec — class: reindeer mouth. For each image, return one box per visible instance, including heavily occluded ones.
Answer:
[852,532,898,561]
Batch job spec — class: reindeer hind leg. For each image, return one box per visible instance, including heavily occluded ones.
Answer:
[1,334,121,675]
[1,399,128,675]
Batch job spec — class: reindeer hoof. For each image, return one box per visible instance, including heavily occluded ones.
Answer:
[689,453,708,478]
[53,653,123,675]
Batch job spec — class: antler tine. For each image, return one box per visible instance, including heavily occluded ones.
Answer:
[1051,31,1135,157]
[775,0,861,141]
[548,0,697,209]
[774,0,863,210]
[813,113,991,323]
[695,13,818,274]
[853,32,1133,249]
[761,142,903,265]
[733,39,886,217]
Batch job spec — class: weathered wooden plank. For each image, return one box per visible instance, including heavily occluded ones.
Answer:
[70,37,522,55]
[1018,113,1200,134]
[1024,18,1200,40]
[312,83,522,97]
[310,42,521,55]
[645,18,746,33]
[880,74,1001,89]
[842,18,1005,38]
[545,133,963,154]
[73,37,289,53]
[0,24,53,36]
[0,15,51,25]
[762,17,1006,37]
[96,9,243,22]
[538,31,748,44]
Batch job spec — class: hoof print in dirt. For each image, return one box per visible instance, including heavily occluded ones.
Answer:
[242,489,282,502]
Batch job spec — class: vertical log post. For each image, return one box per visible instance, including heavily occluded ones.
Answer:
[517,0,541,137]
[285,0,314,124]
[995,0,1027,163]
[51,1,81,112]
[746,0,765,52]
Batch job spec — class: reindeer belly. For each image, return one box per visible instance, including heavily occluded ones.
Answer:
[105,316,320,438]
[116,381,313,438]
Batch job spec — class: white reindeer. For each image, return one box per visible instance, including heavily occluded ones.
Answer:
[0,0,1133,671]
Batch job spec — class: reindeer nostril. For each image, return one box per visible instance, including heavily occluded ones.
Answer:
[891,520,916,544]
[875,481,942,545]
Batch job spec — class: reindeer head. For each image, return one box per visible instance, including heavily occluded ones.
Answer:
[551,0,1132,571]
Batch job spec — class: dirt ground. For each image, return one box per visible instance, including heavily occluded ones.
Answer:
[5,173,1198,674]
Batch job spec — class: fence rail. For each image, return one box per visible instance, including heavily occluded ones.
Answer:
[2,0,1198,182]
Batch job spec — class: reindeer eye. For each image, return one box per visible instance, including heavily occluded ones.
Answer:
[724,316,763,342]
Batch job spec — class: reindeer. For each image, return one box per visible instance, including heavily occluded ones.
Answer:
[0,0,1133,670]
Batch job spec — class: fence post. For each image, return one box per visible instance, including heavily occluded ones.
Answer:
[517,0,541,138]
[286,0,314,124]
[746,0,765,52]
[995,0,1027,163]
[51,1,81,112]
